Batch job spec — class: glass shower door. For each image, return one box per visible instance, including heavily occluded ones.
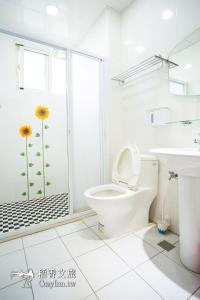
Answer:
[70,52,104,212]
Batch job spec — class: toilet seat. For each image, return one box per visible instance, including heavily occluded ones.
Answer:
[84,183,149,201]
[85,184,133,200]
[112,145,141,190]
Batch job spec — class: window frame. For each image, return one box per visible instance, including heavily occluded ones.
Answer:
[17,44,66,95]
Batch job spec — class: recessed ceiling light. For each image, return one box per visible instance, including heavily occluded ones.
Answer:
[123,39,133,46]
[135,45,145,53]
[183,64,192,69]
[161,9,174,20]
[46,5,58,16]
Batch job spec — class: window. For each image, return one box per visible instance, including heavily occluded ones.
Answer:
[17,45,66,95]
[23,49,48,90]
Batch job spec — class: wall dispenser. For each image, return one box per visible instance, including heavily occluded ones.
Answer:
[145,107,172,126]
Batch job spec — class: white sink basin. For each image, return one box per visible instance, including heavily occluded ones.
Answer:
[150,147,200,273]
[151,147,200,157]
[150,147,200,172]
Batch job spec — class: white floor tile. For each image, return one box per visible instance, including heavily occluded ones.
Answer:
[90,225,131,244]
[82,215,99,227]
[97,271,162,300]
[32,260,92,300]
[0,238,23,256]
[62,228,104,257]
[0,281,33,300]
[0,250,27,289]
[75,245,130,291]
[25,238,72,273]
[56,221,87,237]
[190,288,200,299]
[109,234,159,268]
[23,229,58,248]
[135,223,179,251]
[135,253,200,300]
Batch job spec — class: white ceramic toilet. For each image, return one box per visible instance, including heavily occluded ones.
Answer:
[84,145,158,237]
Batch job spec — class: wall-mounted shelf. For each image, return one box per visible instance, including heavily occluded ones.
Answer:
[112,55,178,84]
[164,118,200,126]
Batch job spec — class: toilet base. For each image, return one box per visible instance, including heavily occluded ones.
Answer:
[97,210,149,238]
[85,184,157,238]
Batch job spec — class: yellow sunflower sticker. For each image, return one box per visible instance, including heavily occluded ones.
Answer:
[35,106,49,120]
[19,125,32,138]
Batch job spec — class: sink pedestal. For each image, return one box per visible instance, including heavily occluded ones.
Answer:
[150,148,200,274]
[179,168,200,273]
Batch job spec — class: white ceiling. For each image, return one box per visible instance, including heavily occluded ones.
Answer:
[0,0,132,47]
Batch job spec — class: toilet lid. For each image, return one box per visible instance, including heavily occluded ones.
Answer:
[112,145,141,189]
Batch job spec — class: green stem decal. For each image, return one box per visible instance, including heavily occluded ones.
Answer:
[25,137,30,200]
[41,120,46,197]
[35,106,50,197]
[19,125,33,199]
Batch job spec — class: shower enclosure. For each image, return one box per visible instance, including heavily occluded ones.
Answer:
[0,31,105,240]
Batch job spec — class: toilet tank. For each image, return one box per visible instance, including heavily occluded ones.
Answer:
[138,155,158,198]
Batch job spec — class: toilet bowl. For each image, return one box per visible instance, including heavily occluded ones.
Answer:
[84,145,158,237]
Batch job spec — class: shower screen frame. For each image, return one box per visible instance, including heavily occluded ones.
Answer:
[66,49,107,214]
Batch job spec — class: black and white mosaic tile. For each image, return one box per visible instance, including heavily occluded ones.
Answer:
[0,193,69,234]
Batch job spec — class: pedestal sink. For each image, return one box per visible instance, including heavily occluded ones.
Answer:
[150,148,200,273]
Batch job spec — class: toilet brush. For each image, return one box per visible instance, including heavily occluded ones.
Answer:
[157,181,170,234]
[157,215,170,234]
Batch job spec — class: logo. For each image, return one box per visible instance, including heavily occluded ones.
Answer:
[11,269,34,288]
[10,267,76,289]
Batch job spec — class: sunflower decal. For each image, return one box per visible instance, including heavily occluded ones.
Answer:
[19,125,32,138]
[35,106,51,196]
[35,106,49,120]
[19,125,33,200]
[19,106,51,200]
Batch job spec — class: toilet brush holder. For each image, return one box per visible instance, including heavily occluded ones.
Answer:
[157,220,170,234]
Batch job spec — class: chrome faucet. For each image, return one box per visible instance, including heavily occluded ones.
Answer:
[168,171,178,181]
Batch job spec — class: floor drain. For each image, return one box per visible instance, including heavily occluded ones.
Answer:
[157,240,175,251]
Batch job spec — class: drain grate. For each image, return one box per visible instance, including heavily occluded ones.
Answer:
[157,240,175,251]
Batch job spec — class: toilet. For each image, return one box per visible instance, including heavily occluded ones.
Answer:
[84,145,158,237]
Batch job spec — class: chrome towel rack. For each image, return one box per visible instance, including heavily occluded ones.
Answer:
[111,55,178,84]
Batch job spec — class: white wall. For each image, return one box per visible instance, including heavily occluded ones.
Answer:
[0,33,68,204]
[119,64,200,233]
[120,0,200,233]
[78,6,123,175]
[78,1,200,234]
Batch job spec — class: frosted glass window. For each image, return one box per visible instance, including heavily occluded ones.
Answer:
[23,49,48,90]
[52,53,66,95]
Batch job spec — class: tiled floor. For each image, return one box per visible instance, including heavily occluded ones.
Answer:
[0,215,200,300]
